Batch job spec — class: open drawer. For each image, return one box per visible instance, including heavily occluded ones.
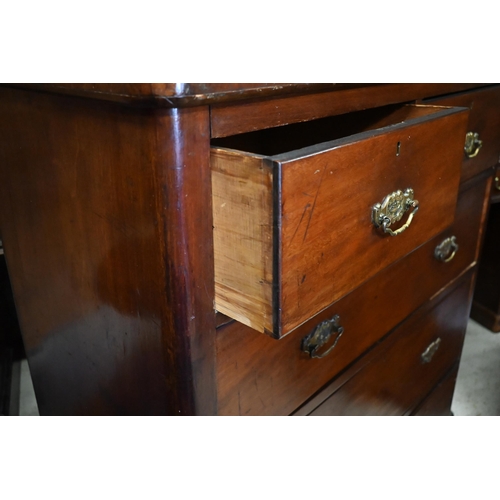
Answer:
[211,104,469,338]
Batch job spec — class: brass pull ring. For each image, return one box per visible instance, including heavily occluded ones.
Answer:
[434,236,459,263]
[372,188,419,237]
[301,315,344,359]
[495,177,500,191]
[464,131,483,158]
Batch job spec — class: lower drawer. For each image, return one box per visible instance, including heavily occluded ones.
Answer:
[306,274,473,416]
[216,175,490,416]
[410,365,459,416]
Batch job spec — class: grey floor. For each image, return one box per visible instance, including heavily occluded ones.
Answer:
[19,359,39,416]
[16,318,500,416]
[452,319,500,416]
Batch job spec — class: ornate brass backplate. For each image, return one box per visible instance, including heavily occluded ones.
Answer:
[372,188,419,236]
[301,315,344,359]
[435,236,459,262]
[464,131,482,158]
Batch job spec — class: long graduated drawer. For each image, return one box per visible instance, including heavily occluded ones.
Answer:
[216,174,490,416]
[211,104,469,338]
[305,271,474,416]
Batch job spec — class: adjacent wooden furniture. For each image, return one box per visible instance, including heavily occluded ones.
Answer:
[0,252,23,416]
[471,164,500,331]
[0,83,498,416]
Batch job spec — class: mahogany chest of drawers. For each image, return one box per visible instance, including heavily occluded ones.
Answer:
[0,83,498,415]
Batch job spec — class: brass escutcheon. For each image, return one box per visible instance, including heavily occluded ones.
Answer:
[372,188,419,236]
[464,131,482,158]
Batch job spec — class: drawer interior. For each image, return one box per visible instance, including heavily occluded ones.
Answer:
[212,104,446,156]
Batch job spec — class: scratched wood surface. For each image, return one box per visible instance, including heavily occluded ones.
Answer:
[216,175,490,415]
[212,105,469,337]
[278,108,468,333]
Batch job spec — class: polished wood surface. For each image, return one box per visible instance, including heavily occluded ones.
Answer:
[306,273,473,416]
[0,88,216,415]
[410,366,459,416]
[215,176,489,415]
[3,83,342,108]
[0,83,495,415]
[213,105,468,337]
[424,85,500,182]
[5,84,484,111]
[211,83,484,138]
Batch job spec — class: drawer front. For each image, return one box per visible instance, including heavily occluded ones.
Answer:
[216,177,490,416]
[425,85,500,183]
[307,275,473,416]
[213,105,469,337]
[410,366,458,416]
[278,108,466,334]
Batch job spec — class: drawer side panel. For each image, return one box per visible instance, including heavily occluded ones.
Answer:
[211,149,274,333]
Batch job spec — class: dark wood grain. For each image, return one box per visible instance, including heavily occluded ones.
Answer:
[3,84,487,112]
[216,176,490,415]
[424,85,500,182]
[2,83,345,108]
[277,107,467,334]
[410,366,459,416]
[211,83,484,138]
[306,273,473,416]
[0,88,216,415]
[0,83,495,416]
[213,105,469,337]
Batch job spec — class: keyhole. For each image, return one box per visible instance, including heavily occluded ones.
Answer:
[396,141,401,156]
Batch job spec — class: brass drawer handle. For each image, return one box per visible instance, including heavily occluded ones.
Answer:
[495,177,500,191]
[464,131,482,158]
[372,188,419,236]
[434,235,458,262]
[421,337,441,364]
[301,315,344,359]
